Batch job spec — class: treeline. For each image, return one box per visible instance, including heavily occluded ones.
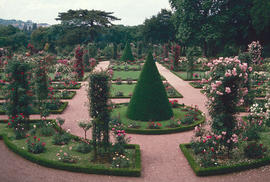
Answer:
[0,0,269,57]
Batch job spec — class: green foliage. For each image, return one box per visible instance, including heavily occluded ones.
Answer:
[2,133,141,177]
[102,44,113,59]
[180,144,270,176]
[121,42,134,62]
[5,58,32,137]
[244,142,267,159]
[34,58,49,118]
[89,71,110,160]
[75,141,92,154]
[26,136,46,154]
[127,52,173,121]
[186,47,201,80]
[74,46,84,80]
[56,9,120,42]
[78,120,92,140]
[52,133,71,145]
[142,9,175,44]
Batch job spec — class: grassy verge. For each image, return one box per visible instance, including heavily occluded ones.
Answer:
[112,71,165,81]
[0,121,141,177]
[0,102,68,115]
[180,143,270,176]
[112,104,205,135]
[110,83,183,98]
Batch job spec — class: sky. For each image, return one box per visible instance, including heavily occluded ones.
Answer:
[0,0,171,26]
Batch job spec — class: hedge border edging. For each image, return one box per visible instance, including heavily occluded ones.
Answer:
[125,119,204,135]
[180,143,270,176]
[0,129,141,177]
[0,102,68,115]
[50,101,69,114]
[113,103,205,135]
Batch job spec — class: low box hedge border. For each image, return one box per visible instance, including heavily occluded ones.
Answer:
[0,102,68,115]
[50,102,69,114]
[59,91,76,99]
[171,71,202,81]
[113,103,205,135]
[125,119,204,135]
[180,143,270,176]
[189,82,204,89]
[110,83,183,99]
[52,83,82,90]
[0,121,141,177]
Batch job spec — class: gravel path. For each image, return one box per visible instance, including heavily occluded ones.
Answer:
[0,61,270,182]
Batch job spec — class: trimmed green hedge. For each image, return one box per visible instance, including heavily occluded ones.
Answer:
[126,119,204,135]
[0,102,68,115]
[50,102,68,114]
[51,83,82,90]
[180,143,270,176]
[0,121,141,177]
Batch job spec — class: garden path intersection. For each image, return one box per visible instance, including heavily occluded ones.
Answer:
[0,61,270,182]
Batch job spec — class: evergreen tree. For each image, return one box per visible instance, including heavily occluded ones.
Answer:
[121,42,134,61]
[126,52,173,121]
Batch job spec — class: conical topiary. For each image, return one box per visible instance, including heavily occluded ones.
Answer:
[121,42,134,61]
[126,52,173,121]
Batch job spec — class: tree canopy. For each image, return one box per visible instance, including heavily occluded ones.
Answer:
[56,9,120,42]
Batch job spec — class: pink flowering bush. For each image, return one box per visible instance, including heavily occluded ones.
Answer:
[204,57,250,156]
[111,120,131,154]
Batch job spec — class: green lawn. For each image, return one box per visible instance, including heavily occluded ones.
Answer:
[1,125,137,169]
[112,71,165,81]
[51,83,81,89]
[0,102,68,115]
[110,83,183,98]
[112,71,142,80]
[111,65,142,71]
[111,104,204,130]
[174,71,206,81]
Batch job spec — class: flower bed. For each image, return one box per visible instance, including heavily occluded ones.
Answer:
[180,143,270,176]
[0,102,68,115]
[51,82,81,89]
[111,71,166,81]
[189,81,204,89]
[0,120,141,177]
[172,71,205,81]
[111,103,205,135]
[110,83,183,98]
[54,91,76,99]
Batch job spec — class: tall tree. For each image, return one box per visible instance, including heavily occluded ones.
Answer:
[142,9,175,44]
[56,9,120,42]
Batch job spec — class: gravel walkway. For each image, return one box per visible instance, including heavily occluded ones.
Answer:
[0,61,270,182]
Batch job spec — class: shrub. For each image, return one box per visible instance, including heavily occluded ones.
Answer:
[169,100,178,108]
[111,152,131,168]
[121,42,134,62]
[204,57,249,156]
[244,142,267,159]
[181,115,195,125]
[74,45,84,80]
[127,52,173,121]
[56,149,77,163]
[52,133,71,145]
[148,121,162,129]
[115,91,124,97]
[89,71,111,160]
[76,140,92,154]
[5,58,32,137]
[26,136,46,154]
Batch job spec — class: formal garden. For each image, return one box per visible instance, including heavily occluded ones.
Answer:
[0,0,270,181]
